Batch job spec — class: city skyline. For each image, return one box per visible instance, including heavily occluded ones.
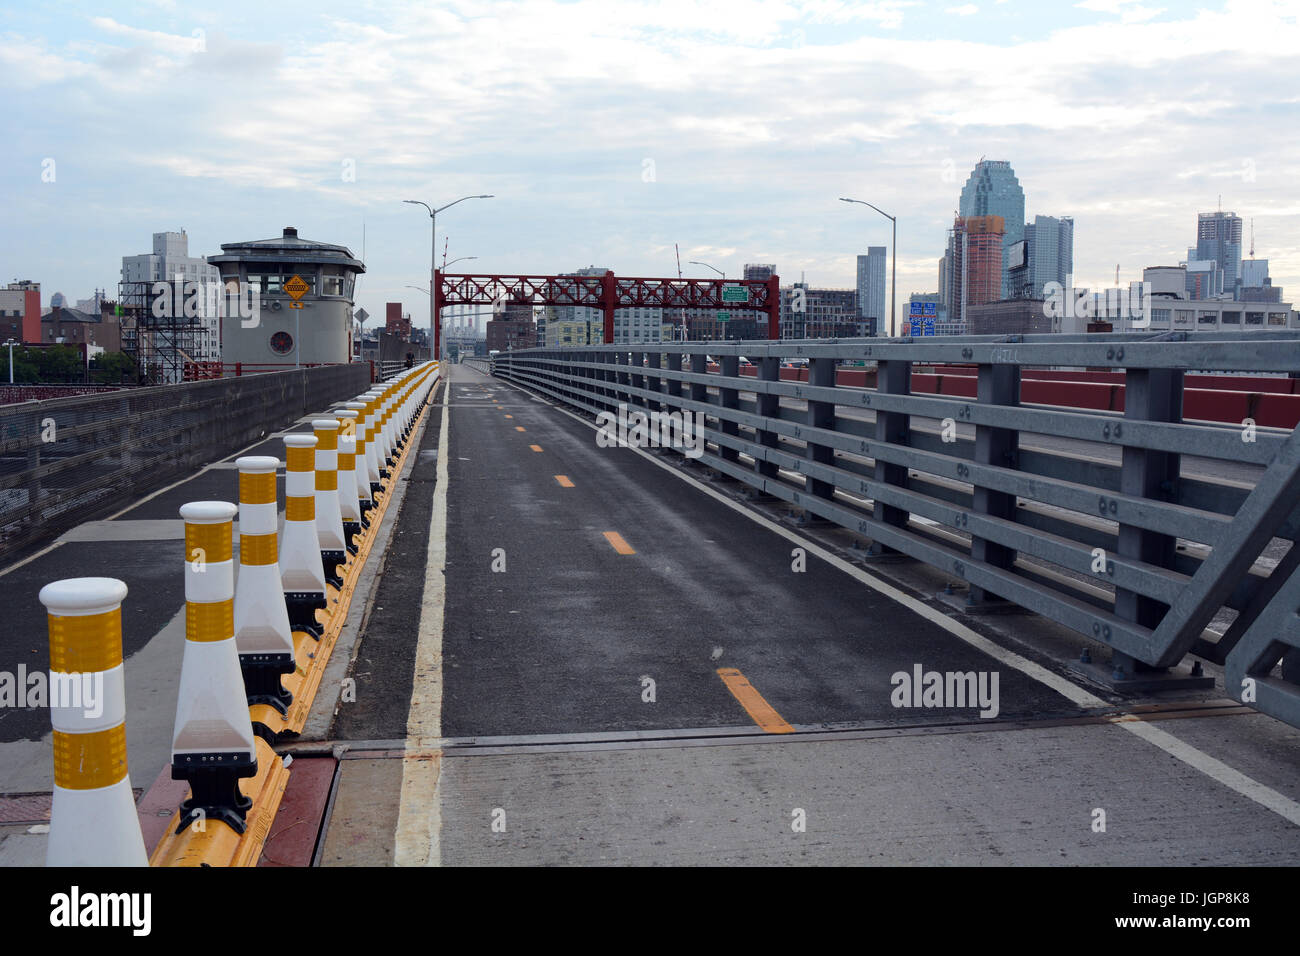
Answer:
[4,1,1298,332]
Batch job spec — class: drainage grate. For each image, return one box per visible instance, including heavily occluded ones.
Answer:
[0,790,143,825]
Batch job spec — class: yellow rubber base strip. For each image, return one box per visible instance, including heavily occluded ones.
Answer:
[249,386,438,740]
[554,475,574,487]
[716,668,795,734]
[149,736,289,867]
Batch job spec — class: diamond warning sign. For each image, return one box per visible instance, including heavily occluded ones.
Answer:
[284,275,309,299]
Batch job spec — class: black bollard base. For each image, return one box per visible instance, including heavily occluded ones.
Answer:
[284,591,326,638]
[171,752,258,834]
[239,650,295,716]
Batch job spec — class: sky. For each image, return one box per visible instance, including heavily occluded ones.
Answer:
[3,0,1299,331]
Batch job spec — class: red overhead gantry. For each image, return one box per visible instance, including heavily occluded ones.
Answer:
[433,269,781,358]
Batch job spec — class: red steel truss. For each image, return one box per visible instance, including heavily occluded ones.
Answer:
[433,269,780,357]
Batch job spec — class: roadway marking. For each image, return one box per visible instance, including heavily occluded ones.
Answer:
[505,378,1300,829]
[603,531,636,555]
[716,668,795,734]
[394,387,450,866]
[555,475,574,487]
[515,426,526,432]
[529,444,543,452]
[505,414,513,419]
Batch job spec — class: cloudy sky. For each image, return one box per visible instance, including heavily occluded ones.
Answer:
[3,0,1298,330]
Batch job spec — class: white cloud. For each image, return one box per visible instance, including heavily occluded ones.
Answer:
[946,3,979,14]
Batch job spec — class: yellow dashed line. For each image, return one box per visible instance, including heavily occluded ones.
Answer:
[505,414,513,419]
[603,531,635,555]
[555,475,574,487]
[529,444,543,452]
[716,669,795,734]
[515,426,526,432]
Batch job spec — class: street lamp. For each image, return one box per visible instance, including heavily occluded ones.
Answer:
[442,255,477,271]
[403,195,493,360]
[689,260,725,279]
[840,197,897,338]
[3,338,16,384]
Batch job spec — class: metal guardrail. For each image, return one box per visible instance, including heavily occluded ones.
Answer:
[0,363,372,564]
[493,332,1300,729]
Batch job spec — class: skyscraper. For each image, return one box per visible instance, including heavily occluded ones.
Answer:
[959,161,1025,298]
[1023,215,1074,299]
[856,247,887,327]
[1196,211,1243,298]
[944,215,1004,329]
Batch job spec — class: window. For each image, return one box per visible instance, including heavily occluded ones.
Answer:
[1151,308,1171,324]
[1198,311,1218,325]
[1221,311,1240,324]
[1246,312,1264,325]
[1269,312,1287,326]
[322,276,343,296]
[1175,310,1193,325]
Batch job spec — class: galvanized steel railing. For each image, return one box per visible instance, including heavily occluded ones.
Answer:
[492,332,1300,729]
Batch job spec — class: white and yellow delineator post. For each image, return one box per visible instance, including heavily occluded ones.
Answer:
[360,390,385,494]
[377,382,397,469]
[171,501,258,834]
[232,456,296,722]
[312,418,351,586]
[341,401,374,523]
[40,577,147,866]
[333,409,365,546]
[281,433,327,637]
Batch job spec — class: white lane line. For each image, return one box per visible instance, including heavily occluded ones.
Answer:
[393,387,451,866]
[500,377,1300,829]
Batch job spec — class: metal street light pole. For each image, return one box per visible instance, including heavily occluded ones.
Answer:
[840,197,897,338]
[689,262,726,342]
[404,196,492,361]
[4,338,16,384]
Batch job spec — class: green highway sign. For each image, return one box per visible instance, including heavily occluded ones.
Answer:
[716,311,731,321]
[721,286,748,303]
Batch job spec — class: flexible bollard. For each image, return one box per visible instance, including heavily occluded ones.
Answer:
[171,501,258,834]
[360,390,385,494]
[341,401,374,523]
[233,456,297,725]
[281,434,327,637]
[40,577,147,866]
[313,419,352,585]
[333,409,365,545]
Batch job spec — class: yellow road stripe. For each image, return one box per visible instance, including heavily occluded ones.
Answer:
[603,531,635,555]
[505,414,513,419]
[716,668,795,734]
[530,444,543,452]
[515,426,525,432]
[554,475,574,487]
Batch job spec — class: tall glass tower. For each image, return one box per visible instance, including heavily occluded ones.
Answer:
[959,161,1025,298]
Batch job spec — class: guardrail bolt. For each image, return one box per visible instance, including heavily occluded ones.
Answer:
[1079,647,1092,664]
[1190,660,1204,677]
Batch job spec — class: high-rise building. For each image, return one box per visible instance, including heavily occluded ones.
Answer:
[959,161,1025,298]
[1023,215,1074,300]
[121,229,222,362]
[780,285,863,338]
[943,215,1004,330]
[856,248,887,329]
[743,263,775,281]
[554,265,664,344]
[1196,211,1243,298]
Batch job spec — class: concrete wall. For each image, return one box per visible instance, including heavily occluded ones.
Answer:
[0,363,371,565]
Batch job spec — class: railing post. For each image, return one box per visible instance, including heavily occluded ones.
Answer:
[719,354,740,463]
[667,351,683,407]
[756,356,780,482]
[805,357,837,504]
[969,362,1021,603]
[689,349,709,462]
[1113,366,1184,675]
[872,358,912,551]
[630,350,645,408]
[646,350,662,414]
